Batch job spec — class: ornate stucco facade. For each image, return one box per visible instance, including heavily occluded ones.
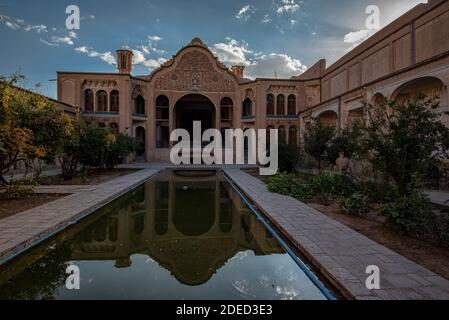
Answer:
[57,0,449,161]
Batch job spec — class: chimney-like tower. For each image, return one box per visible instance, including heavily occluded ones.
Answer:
[231,65,245,79]
[117,49,133,74]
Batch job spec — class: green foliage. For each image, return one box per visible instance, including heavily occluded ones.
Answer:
[268,172,359,203]
[338,192,372,216]
[0,73,70,183]
[278,143,300,173]
[327,123,364,165]
[363,95,449,195]
[377,190,435,237]
[103,134,139,170]
[59,119,139,180]
[304,121,335,172]
[77,122,113,168]
[0,178,35,200]
[267,173,304,198]
[308,173,357,198]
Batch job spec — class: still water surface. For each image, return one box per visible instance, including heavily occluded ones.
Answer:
[0,171,327,300]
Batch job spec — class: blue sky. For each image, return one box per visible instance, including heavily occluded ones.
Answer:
[0,0,427,97]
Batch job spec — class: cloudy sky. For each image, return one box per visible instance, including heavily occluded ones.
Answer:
[0,0,427,97]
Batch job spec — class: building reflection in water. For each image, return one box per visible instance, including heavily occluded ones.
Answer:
[72,170,282,286]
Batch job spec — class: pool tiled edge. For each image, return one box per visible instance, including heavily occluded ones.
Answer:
[0,167,163,265]
[223,169,449,300]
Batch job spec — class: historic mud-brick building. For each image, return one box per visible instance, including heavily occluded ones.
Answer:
[57,0,449,161]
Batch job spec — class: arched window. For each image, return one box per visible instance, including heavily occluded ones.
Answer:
[242,98,252,118]
[220,97,233,123]
[98,122,106,128]
[279,126,286,144]
[277,95,285,115]
[110,123,119,135]
[156,95,169,149]
[84,89,94,112]
[288,126,298,146]
[156,95,169,120]
[96,90,108,112]
[288,95,296,115]
[110,90,120,113]
[267,94,275,116]
[135,95,146,115]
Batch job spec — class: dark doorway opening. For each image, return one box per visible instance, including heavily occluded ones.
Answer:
[175,94,216,137]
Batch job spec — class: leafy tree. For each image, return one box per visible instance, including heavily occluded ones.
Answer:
[103,134,139,170]
[0,74,70,184]
[363,95,449,196]
[59,120,138,180]
[327,122,364,165]
[304,120,335,172]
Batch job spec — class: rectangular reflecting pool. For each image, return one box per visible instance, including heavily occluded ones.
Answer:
[0,170,331,300]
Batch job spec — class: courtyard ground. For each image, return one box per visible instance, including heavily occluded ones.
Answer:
[1,162,449,299]
[0,194,66,220]
[310,202,449,281]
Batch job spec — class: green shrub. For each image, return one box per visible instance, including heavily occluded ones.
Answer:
[309,173,358,198]
[339,192,372,216]
[377,191,434,236]
[103,134,139,170]
[0,184,34,200]
[267,172,360,203]
[59,120,139,180]
[267,173,304,198]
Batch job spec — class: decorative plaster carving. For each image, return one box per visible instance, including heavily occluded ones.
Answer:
[267,85,297,94]
[245,88,255,100]
[132,84,146,99]
[82,80,118,89]
[154,50,236,92]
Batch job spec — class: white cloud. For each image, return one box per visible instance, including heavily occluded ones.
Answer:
[24,24,47,33]
[74,46,89,53]
[343,29,375,44]
[236,5,255,21]
[210,38,306,79]
[210,38,252,66]
[277,0,301,14]
[1,15,48,34]
[75,47,116,65]
[148,35,162,41]
[50,31,77,46]
[6,21,20,30]
[262,14,271,24]
[246,53,307,79]
[131,48,167,68]
[143,57,168,69]
[39,39,57,47]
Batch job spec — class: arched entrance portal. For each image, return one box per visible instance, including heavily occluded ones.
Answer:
[174,94,216,137]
